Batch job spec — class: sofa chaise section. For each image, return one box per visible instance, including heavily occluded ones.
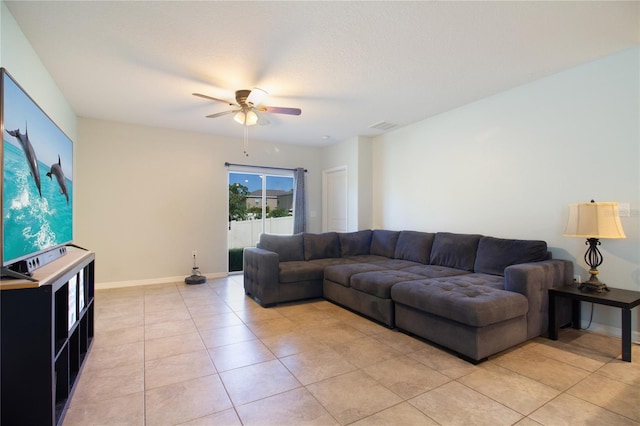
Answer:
[391,235,572,361]
[391,278,529,362]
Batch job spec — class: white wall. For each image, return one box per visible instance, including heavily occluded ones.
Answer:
[76,118,323,285]
[1,2,77,141]
[372,47,640,333]
[356,137,373,230]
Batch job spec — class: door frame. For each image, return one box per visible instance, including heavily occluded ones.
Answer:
[227,168,295,272]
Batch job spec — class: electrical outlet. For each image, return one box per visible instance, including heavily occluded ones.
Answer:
[192,250,197,257]
[618,202,631,217]
[574,275,581,284]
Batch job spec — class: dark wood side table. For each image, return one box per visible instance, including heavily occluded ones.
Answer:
[548,285,640,362]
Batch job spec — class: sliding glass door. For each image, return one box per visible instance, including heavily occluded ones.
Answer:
[228,170,294,272]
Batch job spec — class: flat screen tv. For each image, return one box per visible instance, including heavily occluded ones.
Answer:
[1,68,73,277]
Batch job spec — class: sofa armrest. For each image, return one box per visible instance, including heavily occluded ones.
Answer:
[504,259,573,339]
[243,247,280,307]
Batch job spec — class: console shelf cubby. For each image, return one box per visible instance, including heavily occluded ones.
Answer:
[1,248,95,426]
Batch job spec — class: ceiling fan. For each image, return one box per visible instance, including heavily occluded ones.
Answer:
[192,88,302,126]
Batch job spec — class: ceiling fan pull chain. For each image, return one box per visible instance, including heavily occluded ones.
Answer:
[243,124,249,156]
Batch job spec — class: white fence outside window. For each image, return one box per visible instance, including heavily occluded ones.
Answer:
[228,217,294,249]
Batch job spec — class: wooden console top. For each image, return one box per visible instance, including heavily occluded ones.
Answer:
[0,248,94,290]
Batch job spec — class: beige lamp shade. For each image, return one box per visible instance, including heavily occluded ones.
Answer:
[563,202,626,239]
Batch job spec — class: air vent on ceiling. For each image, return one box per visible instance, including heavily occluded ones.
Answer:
[369,121,397,131]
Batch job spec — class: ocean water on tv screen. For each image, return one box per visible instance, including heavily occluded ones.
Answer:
[3,140,73,264]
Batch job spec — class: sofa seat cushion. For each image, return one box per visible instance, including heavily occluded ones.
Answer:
[351,270,424,298]
[308,258,355,268]
[324,263,386,287]
[401,265,471,279]
[279,261,326,283]
[391,280,528,327]
[428,273,505,290]
[370,259,422,270]
[346,254,390,263]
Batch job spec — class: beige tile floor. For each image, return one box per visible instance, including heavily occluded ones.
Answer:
[63,275,640,426]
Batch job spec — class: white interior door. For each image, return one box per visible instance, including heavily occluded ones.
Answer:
[322,166,348,232]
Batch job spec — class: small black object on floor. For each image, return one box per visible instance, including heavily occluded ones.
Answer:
[185,270,206,285]
[185,254,206,285]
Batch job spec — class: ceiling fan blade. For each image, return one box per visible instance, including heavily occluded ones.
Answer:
[193,93,235,106]
[206,110,239,119]
[255,110,270,126]
[260,106,302,116]
[247,88,268,106]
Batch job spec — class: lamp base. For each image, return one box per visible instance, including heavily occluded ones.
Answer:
[579,274,609,293]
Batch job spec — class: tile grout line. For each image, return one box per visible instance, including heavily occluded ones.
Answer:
[186,281,248,424]
[142,287,147,426]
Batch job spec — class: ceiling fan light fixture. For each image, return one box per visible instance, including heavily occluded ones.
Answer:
[233,111,246,124]
[245,110,258,125]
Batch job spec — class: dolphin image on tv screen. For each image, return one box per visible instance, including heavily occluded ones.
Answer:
[46,155,69,205]
[6,123,42,197]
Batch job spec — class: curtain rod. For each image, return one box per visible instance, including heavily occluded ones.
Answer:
[225,162,307,173]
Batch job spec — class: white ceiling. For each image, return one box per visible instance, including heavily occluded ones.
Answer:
[5,1,639,147]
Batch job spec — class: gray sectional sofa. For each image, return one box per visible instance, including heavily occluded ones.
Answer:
[243,229,572,362]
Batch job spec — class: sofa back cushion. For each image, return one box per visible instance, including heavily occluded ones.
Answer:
[258,233,304,262]
[430,232,483,271]
[474,236,548,276]
[394,231,435,264]
[304,232,341,260]
[339,230,372,257]
[370,230,400,258]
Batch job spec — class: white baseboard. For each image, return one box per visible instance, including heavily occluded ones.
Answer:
[96,272,228,290]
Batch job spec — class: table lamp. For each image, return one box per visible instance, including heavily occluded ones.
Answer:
[563,200,626,292]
